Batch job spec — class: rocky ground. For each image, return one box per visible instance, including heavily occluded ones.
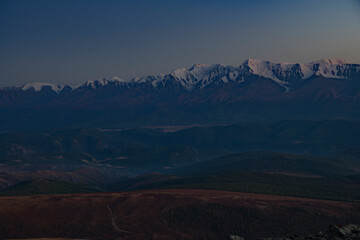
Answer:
[229,224,360,240]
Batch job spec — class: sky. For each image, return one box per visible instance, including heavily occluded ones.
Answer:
[1,0,360,87]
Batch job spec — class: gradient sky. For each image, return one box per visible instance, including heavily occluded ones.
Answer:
[1,0,360,87]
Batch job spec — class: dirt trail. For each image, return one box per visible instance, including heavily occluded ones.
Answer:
[106,204,131,234]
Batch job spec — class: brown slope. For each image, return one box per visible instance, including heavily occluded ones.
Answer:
[0,189,359,240]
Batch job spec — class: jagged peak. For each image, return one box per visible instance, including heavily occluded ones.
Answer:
[4,58,359,94]
[109,76,128,82]
[244,59,294,67]
[244,59,269,65]
[243,58,353,68]
[170,68,189,79]
[83,77,129,89]
[189,63,210,70]
[311,58,350,65]
[171,63,227,79]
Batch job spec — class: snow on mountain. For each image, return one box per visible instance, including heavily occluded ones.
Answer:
[295,59,359,80]
[110,76,128,82]
[165,58,359,92]
[242,60,295,91]
[6,59,359,94]
[169,64,209,89]
[309,59,355,79]
[241,59,360,91]
[164,63,238,90]
[132,74,165,88]
[313,58,350,65]
[21,83,68,93]
[83,76,129,89]
[171,68,190,80]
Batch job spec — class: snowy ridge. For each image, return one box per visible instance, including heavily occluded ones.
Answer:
[83,76,129,89]
[242,60,295,91]
[156,58,359,91]
[7,59,360,94]
[21,83,69,93]
[310,59,353,79]
[166,59,359,91]
[240,58,360,91]
[164,64,237,90]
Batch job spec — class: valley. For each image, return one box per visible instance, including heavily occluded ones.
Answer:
[2,1,360,239]
[1,60,360,239]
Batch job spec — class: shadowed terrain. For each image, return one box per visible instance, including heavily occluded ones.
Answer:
[1,189,360,240]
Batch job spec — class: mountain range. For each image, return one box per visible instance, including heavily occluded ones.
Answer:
[1,59,360,131]
[4,58,360,92]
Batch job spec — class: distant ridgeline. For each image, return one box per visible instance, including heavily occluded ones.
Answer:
[1,59,360,130]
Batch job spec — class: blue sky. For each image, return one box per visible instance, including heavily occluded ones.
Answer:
[1,0,360,87]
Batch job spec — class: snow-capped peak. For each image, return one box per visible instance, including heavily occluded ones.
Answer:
[245,60,272,77]
[166,63,232,90]
[171,68,190,80]
[189,63,211,71]
[83,77,129,89]
[311,58,350,65]
[243,60,296,91]
[110,76,128,82]
[188,64,221,78]
[308,58,354,79]
[9,58,359,94]
[239,58,360,91]
[22,83,67,93]
[145,59,359,91]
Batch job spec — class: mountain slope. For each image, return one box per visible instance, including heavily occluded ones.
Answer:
[0,178,102,196]
[1,59,360,130]
[113,172,360,201]
[3,58,359,94]
[0,190,359,240]
[174,151,360,177]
